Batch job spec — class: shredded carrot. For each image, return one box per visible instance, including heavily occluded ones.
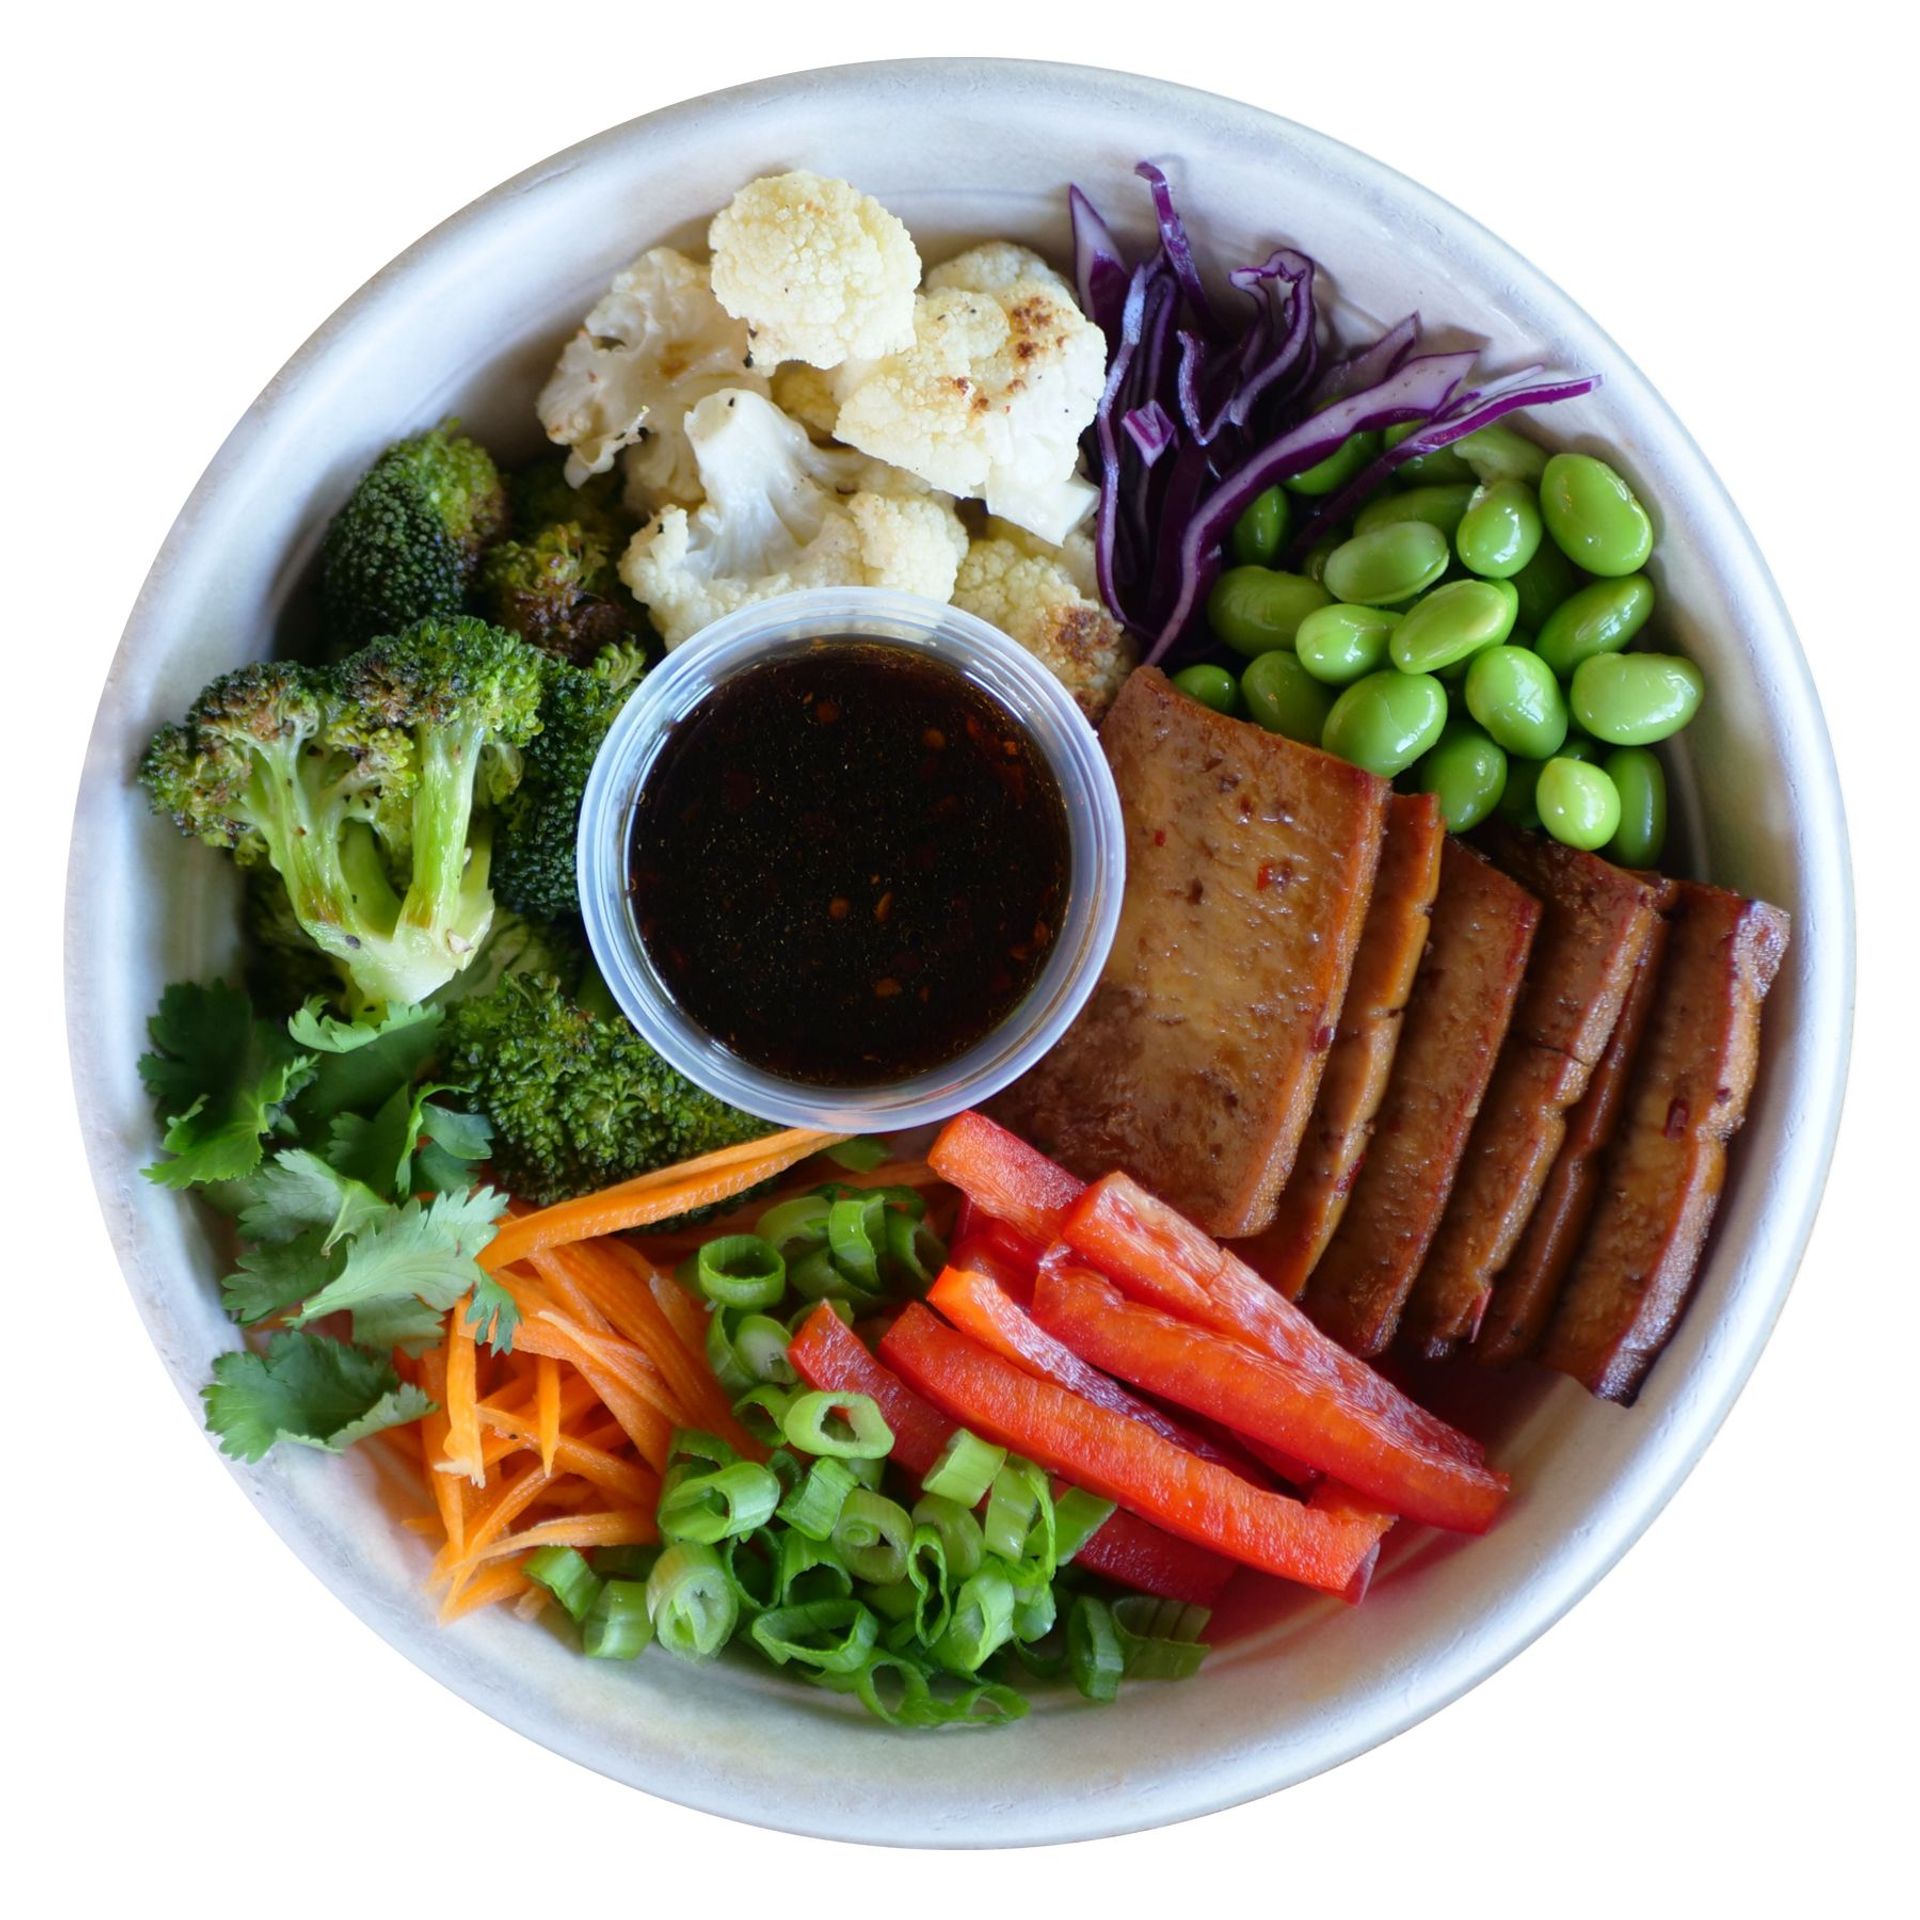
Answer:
[436,1303,486,1487]
[432,1461,559,1591]
[480,1129,847,1269]
[480,1404,659,1508]
[416,1347,468,1553]
[439,1559,533,1624]
[643,1260,713,1363]
[535,1355,562,1475]
[448,1510,657,1575]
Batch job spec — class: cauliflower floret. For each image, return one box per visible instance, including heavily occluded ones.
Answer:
[537,247,768,499]
[832,242,1107,546]
[952,519,1137,721]
[709,171,920,371]
[770,362,843,440]
[619,389,967,649]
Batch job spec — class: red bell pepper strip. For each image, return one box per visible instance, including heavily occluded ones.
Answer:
[928,1111,1086,1245]
[1312,1482,1387,1605]
[880,1304,1390,1592]
[1062,1171,1490,1469]
[946,1236,1037,1308]
[1032,1262,1506,1533]
[786,1304,1229,1605]
[929,1263,1264,1476]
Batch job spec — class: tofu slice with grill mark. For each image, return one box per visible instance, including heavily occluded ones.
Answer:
[1399,833,1665,1358]
[1302,838,1540,1358]
[990,666,1389,1238]
[1540,879,1789,1404]
[1233,792,1445,1298]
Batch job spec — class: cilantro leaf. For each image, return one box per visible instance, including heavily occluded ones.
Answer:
[139,981,316,1189]
[287,999,445,1139]
[465,1270,521,1351]
[201,1332,434,1463]
[328,1081,490,1202]
[221,1228,339,1325]
[291,1186,511,1353]
[230,1148,388,1250]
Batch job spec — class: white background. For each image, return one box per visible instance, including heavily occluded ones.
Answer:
[12,3,1915,1911]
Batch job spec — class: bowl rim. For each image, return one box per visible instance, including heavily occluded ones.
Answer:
[66,56,1855,1845]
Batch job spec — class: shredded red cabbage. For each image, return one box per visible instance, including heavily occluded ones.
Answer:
[1073,165,1600,665]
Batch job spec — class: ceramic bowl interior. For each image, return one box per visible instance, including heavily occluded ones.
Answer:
[67,60,1851,1846]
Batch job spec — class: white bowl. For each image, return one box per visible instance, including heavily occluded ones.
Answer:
[66,60,1852,1845]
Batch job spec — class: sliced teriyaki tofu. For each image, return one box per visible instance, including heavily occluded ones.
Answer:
[991,666,1389,1239]
[1302,838,1540,1358]
[1399,831,1665,1358]
[1235,791,1445,1298]
[1540,879,1789,1404]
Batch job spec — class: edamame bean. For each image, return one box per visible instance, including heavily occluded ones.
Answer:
[1535,575,1656,678]
[1540,453,1654,576]
[1295,604,1401,685]
[1286,429,1381,497]
[1456,423,1549,487]
[1206,566,1333,656]
[1389,577,1519,673]
[1229,486,1290,568]
[1499,756,1545,829]
[1418,722,1509,831]
[1322,670,1449,777]
[1455,480,1544,580]
[1241,650,1337,744]
[1510,537,1583,632]
[1302,532,1344,584]
[1603,747,1668,867]
[1323,522,1451,607]
[1556,730,1602,763]
[1171,663,1241,715]
[1537,756,1622,851]
[1385,420,1477,485]
[1464,644,1569,759]
[1356,484,1477,538]
[1570,652,1704,745]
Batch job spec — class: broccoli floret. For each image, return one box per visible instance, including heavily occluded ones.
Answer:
[507,454,634,553]
[428,909,584,1009]
[443,965,767,1205]
[243,868,351,1017]
[140,617,544,1009]
[476,522,647,664]
[321,424,508,649]
[494,642,647,920]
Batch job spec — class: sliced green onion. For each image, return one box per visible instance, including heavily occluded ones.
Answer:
[863,1578,919,1623]
[647,1542,737,1660]
[582,1578,654,1659]
[884,1209,945,1289]
[720,1527,780,1616]
[1008,1568,1057,1645]
[781,1388,894,1460]
[1008,1615,1070,1681]
[657,1461,781,1545]
[875,1184,928,1223]
[777,1455,860,1540]
[933,1567,1016,1675]
[589,1543,662,1581]
[827,1195,885,1293]
[922,1428,1006,1505]
[909,1677,1029,1727]
[695,1234,786,1311]
[904,1524,952,1644]
[754,1193,833,1253]
[523,1545,603,1625]
[831,1488,914,1585]
[1068,1594,1124,1703]
[911,1493,985,1580]
[1052,1487,1117,1565]
[836,1651,1029,1728]
[844,1454,885,1490]
[778,1529,854,1606]
[731,1313,797,1385]
[704,1308,754,1395]
[824,1136,890,1172]
[669,1429,740,1472]
[985,1458,1056,1578]
[790,1245,871,1305]
[750,1598,879,1674]
[1111,1595,1213,1680]
[733,1383,793,1448]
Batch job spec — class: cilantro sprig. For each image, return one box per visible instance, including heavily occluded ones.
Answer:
[140,981,517,1462]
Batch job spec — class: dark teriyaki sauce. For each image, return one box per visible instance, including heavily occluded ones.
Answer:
[629,641,1071,1086]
